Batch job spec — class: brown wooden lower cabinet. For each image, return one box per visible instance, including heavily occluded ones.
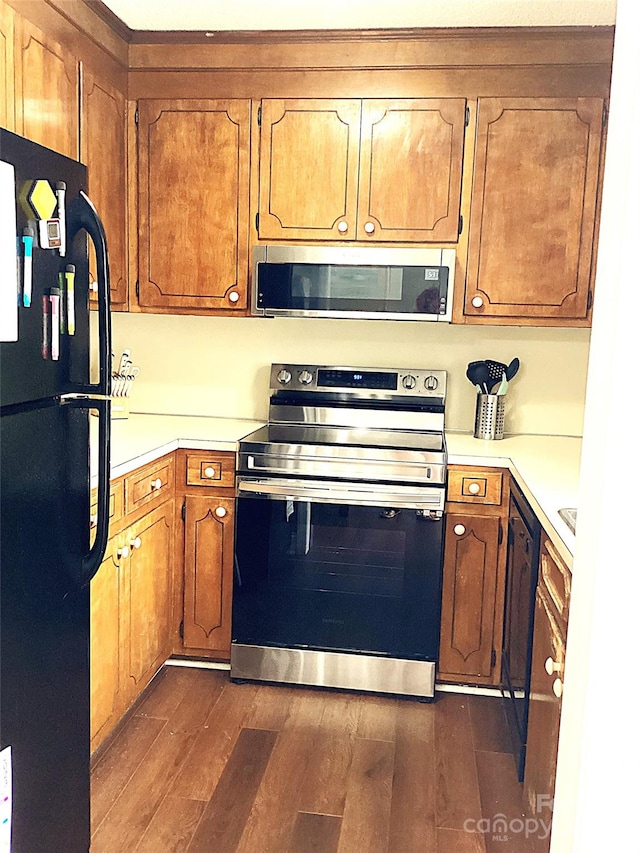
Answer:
[438,465,509,687]
[438,512,503,683]
[175,449,236,660]
[90,495,175,753]
[182,494,234,654]
[523,539,571,853]
[126,501,175,696]
[90,536,125,751]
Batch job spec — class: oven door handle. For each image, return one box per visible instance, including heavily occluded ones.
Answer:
[236,477,445,511]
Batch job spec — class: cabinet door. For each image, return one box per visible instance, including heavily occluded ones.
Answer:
[523,588,565,851]
[81,66,128,309]
[439,513,501,681]
[358,99,466,242]
[466,98,603,323]
[258,98,361,240]
[137,99,250,311]
[0,0,15,131]
[90,536,125,752]
[183,495,234,654]
[126,501,174,696]
[14,16,78,158]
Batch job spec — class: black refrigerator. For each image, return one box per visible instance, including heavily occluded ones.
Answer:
[0,129,112,852]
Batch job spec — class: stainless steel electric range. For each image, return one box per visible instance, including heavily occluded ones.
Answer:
[232,363,448,700]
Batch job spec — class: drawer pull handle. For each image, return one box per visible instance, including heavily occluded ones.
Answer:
[215,506,227,519]
[467,482,481,495]
[130,536,142,550]
[117,545,130,560]
[204,466,216,479]
[150,478,162,491]
[453,524,466,536]
[553,678,563,699]
[545,656,563,676]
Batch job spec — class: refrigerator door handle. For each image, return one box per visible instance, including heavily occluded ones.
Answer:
[79,396,111,586]
[67,190,112,398]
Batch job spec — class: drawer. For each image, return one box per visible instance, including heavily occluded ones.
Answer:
[539,538,571,625]
[125,455,174,514]
[447,467,504,505]
[90,479,124,530]
[185,451,235,489]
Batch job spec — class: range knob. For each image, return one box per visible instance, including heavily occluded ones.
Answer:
[276,368,292,385]
[424,375,439,391]
[401,375,417,390]
[298,369,313,386]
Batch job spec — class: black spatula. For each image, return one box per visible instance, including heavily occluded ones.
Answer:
[466,361,491,393]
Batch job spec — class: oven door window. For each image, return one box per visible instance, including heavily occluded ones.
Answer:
[234,496,444,660]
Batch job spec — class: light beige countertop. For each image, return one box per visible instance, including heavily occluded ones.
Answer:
[97,414,580,566]
[96,413,263,480]
[446,432,581,566]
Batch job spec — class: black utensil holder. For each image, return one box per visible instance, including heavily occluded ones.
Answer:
[474,394,505,440]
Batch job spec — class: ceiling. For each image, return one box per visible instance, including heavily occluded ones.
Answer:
[99,0,617,32]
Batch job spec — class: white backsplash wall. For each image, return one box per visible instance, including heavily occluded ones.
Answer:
[112,313,591,436]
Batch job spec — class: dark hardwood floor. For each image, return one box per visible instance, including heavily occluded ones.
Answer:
[91,666,536,852]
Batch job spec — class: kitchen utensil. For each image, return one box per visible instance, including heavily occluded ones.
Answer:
[483,359,509,386]
[466,361,491,394]
[117,349,131,376]
[506,358,520,381]
[494,371,508,396]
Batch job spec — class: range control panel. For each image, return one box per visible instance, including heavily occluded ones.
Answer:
[269,363,447,399]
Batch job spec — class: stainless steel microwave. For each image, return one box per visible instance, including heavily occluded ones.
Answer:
[252,245,456,321]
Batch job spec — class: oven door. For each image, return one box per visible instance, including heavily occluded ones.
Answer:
[233,478,444,662]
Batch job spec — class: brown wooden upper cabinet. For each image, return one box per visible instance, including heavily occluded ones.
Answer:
[81,65,128,309]
[137,99,250,312]
[257,98,467,243]
[0,1,15,131]
[14,15,78,160]
[465,97,605,325]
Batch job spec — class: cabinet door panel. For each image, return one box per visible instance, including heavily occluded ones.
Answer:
[183,495,234,653]
[138,99,250,310]
[15,16,78,159]
[0,1,15,131]
[524,588,565,849]
[90,537,124,751]
[466,97,603,321]
[258,98,361,240]
[127,502,174,693]
[82,67,128,308]
[358,99,466,242]
[439,513,500,680]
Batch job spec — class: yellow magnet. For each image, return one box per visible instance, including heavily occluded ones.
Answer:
[27,180,57,220]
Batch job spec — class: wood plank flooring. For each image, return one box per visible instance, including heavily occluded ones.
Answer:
[91,667,536,853]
